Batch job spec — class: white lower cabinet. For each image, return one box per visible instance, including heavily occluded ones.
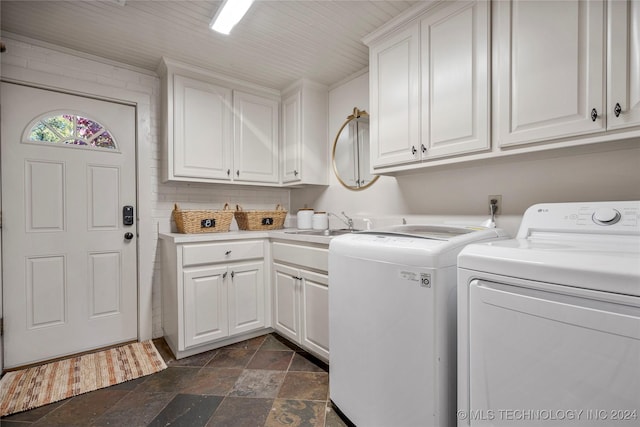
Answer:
[183,261,265,349]
[182,264,228,348]
[272,241,329,361]
[161,237,268,359]
[299,270,329,360]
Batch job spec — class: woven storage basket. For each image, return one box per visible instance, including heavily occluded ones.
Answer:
[172,203,233,233]
[234,204,287,231]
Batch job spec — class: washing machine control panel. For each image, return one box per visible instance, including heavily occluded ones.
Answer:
[518,201,640,237]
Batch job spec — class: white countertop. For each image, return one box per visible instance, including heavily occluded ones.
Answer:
[159,229,334,245]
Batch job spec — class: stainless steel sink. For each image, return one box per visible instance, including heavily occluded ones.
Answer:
[284,229,360,237]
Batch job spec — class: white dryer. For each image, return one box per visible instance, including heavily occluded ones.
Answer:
[329,224,508,427]
[457,201,640,426]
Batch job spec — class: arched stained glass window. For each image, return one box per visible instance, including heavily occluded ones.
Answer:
[26,113,117,150]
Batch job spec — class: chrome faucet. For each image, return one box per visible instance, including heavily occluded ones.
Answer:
[329,211,354,230]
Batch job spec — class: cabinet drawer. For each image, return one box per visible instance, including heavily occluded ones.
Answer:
[182,240,263,267]
[272,242,328,272]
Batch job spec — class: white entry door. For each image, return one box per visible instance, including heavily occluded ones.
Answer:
[1,82,138,369]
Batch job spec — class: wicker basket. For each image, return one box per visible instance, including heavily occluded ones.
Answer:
[172,203,233,233]
[234,204,287,231]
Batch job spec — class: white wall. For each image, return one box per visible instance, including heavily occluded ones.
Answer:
[291,71,409,218]
[293,71,640,231]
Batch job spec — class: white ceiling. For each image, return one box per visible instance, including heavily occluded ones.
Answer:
[1,0,419,90]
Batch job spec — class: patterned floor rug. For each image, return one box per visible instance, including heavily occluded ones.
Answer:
[0,340,167,417]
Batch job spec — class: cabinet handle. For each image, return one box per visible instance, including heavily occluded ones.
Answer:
[231,271,235,279]
[227,169,230,176]
[294,170,299,177]
[590,108,598,122]
[223,272,227,279]
[421,144,426,153]
[614,103,622,117]
[411,145,417,155]
[236,170,240,177]
[225,250,232,255]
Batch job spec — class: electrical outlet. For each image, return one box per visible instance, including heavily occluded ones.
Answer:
[488,195,502,215]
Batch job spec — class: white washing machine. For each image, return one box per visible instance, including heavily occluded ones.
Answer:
[329,224,508,427]
[457,201,640,426]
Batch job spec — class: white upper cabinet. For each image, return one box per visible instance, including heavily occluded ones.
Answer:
[281,79,329,186]
[368,23,421,168]
[282,90,302,183]
[173,74,233,180]
[233,91,279,183]
[366,0,490,170]
[493,0,606,147]
[495,0,640,147]
[366,0,640,176]
[159,58,280,185]
[421,0,489,159]
[607,0,640,130]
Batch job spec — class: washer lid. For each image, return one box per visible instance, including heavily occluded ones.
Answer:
[330,224,508,268]
[362,224,504,240]
[458,233,640,296]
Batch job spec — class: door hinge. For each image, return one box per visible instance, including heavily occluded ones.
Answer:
[0,318,3,337]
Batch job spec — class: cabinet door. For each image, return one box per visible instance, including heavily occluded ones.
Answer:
[273,263,301,342]
[493,0,605,147]
[421,0,489,158]
[608,0,640,130]
[370,23,421,168]
[233,91,279,183]
[173,75,233,180]
[228,261,266,336]
[281,91,302,183]
[300,270,329,360]
[183,265,229,348]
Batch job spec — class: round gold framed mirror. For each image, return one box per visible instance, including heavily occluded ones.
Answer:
[332,108,379,190]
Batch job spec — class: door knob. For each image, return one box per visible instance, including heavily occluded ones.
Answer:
[124,232,134,240]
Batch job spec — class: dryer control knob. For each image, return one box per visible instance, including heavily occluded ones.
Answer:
[592,208,621,225]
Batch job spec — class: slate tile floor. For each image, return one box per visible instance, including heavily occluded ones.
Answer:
[1,334,350,427]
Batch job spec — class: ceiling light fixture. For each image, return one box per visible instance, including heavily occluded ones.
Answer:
[210,0,255,35]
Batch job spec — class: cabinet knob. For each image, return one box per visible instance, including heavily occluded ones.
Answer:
[226,169,230,176]
[236,170,240,177]
[411,146,417,155]
[223,272,227,279]
[231,271,235,279]
[590,108,598,122]
[225,250,232,255]
[294,170,299,177]
[421,144,426,153]
[614,102,622,117]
